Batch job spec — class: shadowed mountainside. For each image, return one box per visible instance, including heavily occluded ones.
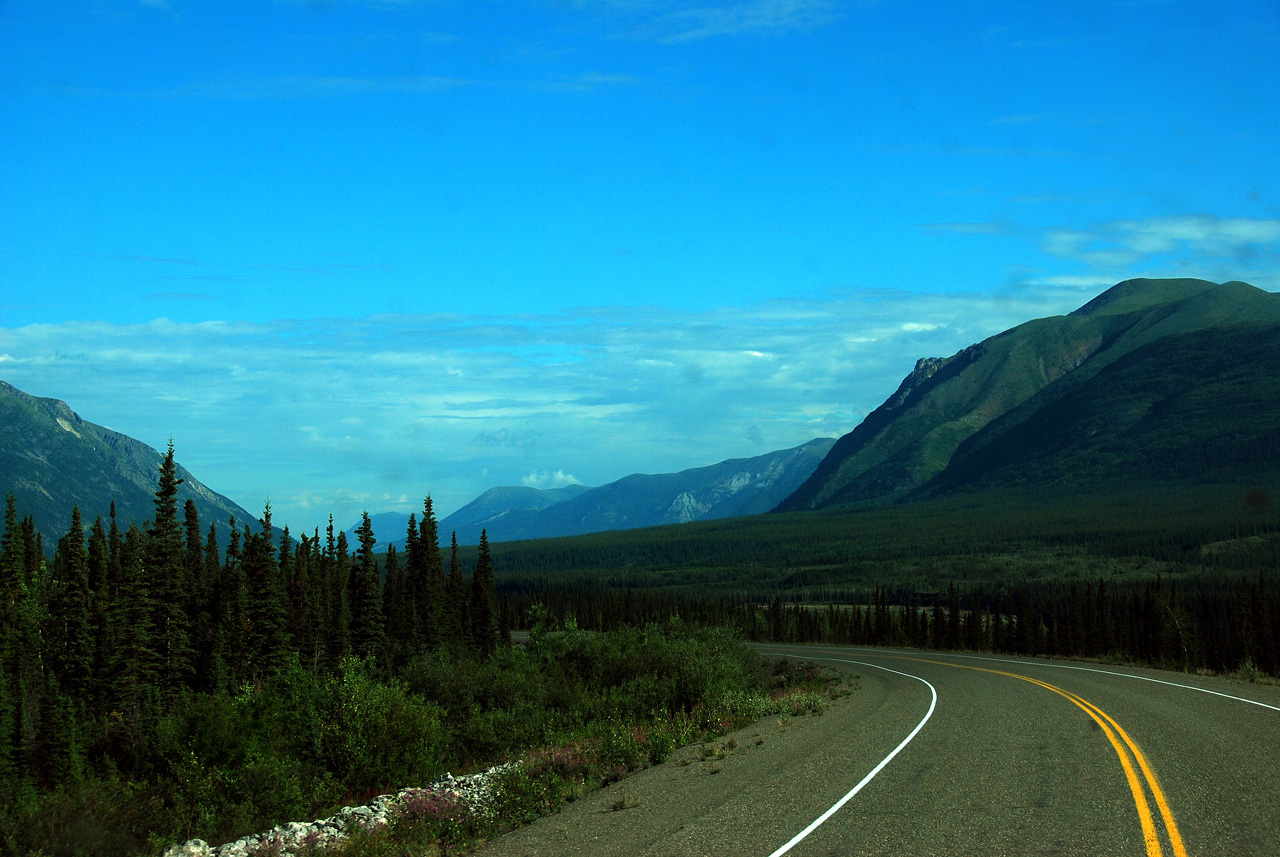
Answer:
[0,380,269,546]
[777,279,1280,512]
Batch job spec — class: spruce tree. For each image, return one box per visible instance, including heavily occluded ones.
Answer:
[349,513,386,664]
[330,527,352,664]
[147,442,193,695]
[942,583,959,649]
[243,505,290,676]
[386,544,413,667]
[964,590,983,651]
[470,530,497,657]
[85,517,111,710]
[414,498,446,651]
[113,523,160,734]
[445,532,470,650]
[288,531,312,660]
[49,507,93,700]
[402,513,421,650]
[409,496,450,652]
[0,495,25,785]
[183,500,204,613]
[219,518,248,685]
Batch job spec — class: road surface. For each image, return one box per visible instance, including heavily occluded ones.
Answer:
[477,644,1280,856]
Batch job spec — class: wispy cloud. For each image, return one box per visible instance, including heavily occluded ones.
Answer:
[567,0,844,43]
[70,71,636,101]
[162,74,471,100]
[654,0,843,43]
[1042,215,1280,273]
[143,292,216,302]
[0,286,1095,532]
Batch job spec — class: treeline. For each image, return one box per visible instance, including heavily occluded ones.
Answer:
[484,481,1280,588]
[0,442,504,803]
[0,445,842,857]
[507,573,1280,678]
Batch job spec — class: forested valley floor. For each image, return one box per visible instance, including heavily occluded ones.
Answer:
[2,447,1277,856]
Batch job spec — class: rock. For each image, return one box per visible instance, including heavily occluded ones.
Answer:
[161,758,523,857]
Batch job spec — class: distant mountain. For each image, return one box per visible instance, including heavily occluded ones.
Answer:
[0,380,269,547]
[430,438,835,545]
[437,484,591,542]
[778,279,1280,512]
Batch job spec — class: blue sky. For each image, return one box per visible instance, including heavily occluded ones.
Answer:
[2,0,1279,536]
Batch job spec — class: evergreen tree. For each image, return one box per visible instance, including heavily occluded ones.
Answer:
[964,590,983,651]
[445,532,470,650]
[0,495,26,784]
[470,530,497,657]
[330,527,352,664]
[219,517,248,685]
[945,583,962,650]
[183,500,204,617]
[402,513,421,649]
[382,543,406,667]
[243,505,290,676]
[349,513,386,664]
[146,442,193,696]
[49,507,93,701]
[85,517,111,710]
[288,531,313,660]
[112,523,160,744]
[414,498,446,651]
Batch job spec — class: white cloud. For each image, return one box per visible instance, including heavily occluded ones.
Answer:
[1042,215,1280,272]
[522,470,582,489]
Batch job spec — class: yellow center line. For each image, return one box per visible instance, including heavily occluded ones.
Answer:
[892,655,1188,857]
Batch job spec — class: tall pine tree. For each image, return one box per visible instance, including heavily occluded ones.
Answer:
[146,442,193,696]
[349,513,386,665]
[470,530,497,657]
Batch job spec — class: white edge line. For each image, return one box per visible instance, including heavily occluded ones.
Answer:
[761,655,938,857]
[861,648,1280,714]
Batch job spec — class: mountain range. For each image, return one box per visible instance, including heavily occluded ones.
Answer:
[779,278,1280,511]
[6,277,1277,552]
[351,438,835,547]
[0,380,267,546]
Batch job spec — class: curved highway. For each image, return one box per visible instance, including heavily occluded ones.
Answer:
[478,645,1280,856]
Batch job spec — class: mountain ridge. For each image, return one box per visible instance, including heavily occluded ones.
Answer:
[777,278,1280,512]
[363,437,836,547]
[0,380,271,547]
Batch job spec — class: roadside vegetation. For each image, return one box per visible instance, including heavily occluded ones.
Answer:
[0,456,836,857]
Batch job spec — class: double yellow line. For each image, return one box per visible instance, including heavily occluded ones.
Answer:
[907,656,1187,857]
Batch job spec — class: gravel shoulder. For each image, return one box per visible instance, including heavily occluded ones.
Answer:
[475,666,922,857]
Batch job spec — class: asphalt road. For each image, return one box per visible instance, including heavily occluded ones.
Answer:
[477,645,1280,857]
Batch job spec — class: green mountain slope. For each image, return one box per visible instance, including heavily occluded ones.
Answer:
[0,380,267,546]
[925,322,1280,493]
[777,279,1280,511]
